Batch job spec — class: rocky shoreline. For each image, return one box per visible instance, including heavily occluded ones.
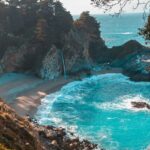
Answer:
[0,1,150,149]
[0,99,102,150]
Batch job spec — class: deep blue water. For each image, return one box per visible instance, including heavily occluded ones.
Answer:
[36,74,150,150]
[74,13,146,47]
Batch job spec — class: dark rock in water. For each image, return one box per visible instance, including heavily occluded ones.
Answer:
[131,101,150,110]
[124,71,150,81]
[110,40,146,60]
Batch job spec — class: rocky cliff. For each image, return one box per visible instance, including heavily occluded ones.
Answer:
[0,0,150,81]
[0,8,106,79]
[36,11,108,79]
[0,99,99,150]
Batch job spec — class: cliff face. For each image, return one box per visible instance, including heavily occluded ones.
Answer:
[0,99,98,150]
[0,7,107,79]
[34,12,107,79]
[39,28,97,79]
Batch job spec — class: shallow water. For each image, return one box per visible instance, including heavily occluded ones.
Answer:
[95,13,146,47]
[35,73,150,150]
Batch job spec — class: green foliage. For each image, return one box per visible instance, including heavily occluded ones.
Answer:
[74,11,106,63]
[74,11,101,38]
[53,1,73,47]
[139,15,150,43]
[0,0,73,58]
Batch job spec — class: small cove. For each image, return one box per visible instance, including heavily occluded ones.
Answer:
[35,73,150,150]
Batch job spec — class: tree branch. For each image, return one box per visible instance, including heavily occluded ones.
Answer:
[91,0,150,15]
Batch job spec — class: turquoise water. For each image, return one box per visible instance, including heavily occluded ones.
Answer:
[36,73,150,150]
[35,14,150,149]
[74,13,146,47]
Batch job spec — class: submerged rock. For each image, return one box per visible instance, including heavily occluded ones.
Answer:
[0,99,99,150]
[131,101,150,110]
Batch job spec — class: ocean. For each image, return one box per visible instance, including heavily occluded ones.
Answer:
[35,14,150,150]
[75,13,146,47]
[36,74,150,150]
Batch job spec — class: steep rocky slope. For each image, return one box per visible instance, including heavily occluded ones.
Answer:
[0,99,99,150]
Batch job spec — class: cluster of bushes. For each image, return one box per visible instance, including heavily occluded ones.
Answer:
[0,0,73,58]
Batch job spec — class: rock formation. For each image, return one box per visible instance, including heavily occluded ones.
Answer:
[40,46,62,79]
[0,1,150,81]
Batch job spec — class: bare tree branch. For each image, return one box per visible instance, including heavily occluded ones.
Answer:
[91,0,150,16]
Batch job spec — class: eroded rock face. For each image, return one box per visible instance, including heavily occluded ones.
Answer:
[40,46,62,79]
[0,99,99,150]
[39,26,107,79]
[0,44,39,74]
[1,46,26,72]
[63,29,94,74]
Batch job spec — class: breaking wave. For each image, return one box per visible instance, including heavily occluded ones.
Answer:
[35,73,150,150]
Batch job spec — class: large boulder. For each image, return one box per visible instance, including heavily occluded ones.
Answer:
[109,40,147,60]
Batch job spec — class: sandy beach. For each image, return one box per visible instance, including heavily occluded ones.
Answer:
[0,73,73,117]
[0,68,122,117]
